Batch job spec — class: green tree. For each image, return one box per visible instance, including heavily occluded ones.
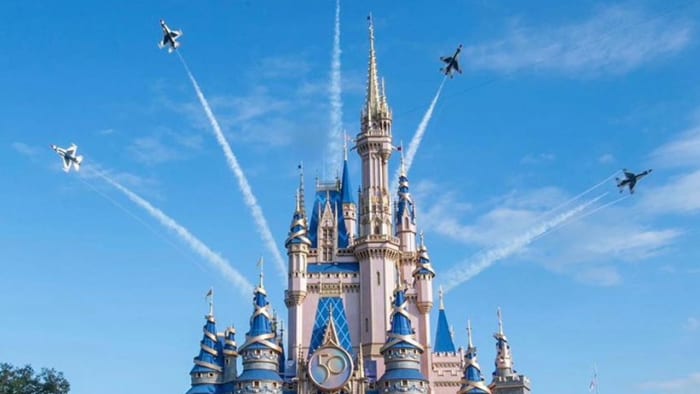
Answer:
[0,363,70,394]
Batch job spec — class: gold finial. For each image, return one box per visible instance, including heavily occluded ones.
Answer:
[365,13,380,122]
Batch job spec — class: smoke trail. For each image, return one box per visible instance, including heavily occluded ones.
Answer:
[176,52,287,282]
[535,193,631,240]
[537,170,620,221]
[393,78,447,184]
[327,0,343,172]
[76,175,207,273]
[90,168,255,296]
[442,192,607,292]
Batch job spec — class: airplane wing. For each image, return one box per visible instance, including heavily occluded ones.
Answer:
[440,56,453,64]
[629,178,637,191]
[62,156,71,172]
[624,171,635,180]
[65,145,77,156]
[455,60,462,73]
[170,30,182,39]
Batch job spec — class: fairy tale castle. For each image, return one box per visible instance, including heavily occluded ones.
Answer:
[185,17,532,394]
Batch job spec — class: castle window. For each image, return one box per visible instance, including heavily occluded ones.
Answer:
[209,373,214,377]
[254,382,260,388]
[402,380,407,386]
[365,318,369,333]
[376,271,381,286]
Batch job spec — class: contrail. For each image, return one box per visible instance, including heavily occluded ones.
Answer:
[394,77,447,184]
[442,192,607,293]
[76,174,207,273]
[90,168,255,296]
[536,170,620,222]
[535,193,631,240]
[326,0,343,172]
[176,52,287,282]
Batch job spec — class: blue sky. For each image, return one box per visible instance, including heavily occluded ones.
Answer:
[2,1,699,393]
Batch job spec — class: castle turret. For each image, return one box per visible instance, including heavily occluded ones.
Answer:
[236,268,283,394]
[459,321,491,394]
[285,166,311,357]
[186,290,224,394]
[378,285,428,394]
[412,234,436,377]
[223,326,238,384]
[489,308,531,394]
[353,14,401,373]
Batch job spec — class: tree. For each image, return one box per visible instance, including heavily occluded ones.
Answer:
[0,363,70,394]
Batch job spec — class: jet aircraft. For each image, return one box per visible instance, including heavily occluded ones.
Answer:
[616,168,652,194]
[51,144,84,173]
[158,19,182,53]
[440,44,463,78]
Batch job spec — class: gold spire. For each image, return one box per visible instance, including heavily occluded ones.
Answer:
[323,304,341,346]
[364,14,381,122]
[206,287,214,318]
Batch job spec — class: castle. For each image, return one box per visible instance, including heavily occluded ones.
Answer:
[185,17,532,394]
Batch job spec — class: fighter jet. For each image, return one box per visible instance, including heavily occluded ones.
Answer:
[616,168,652,194]
[440,44,463,78]
[158,19,182,53]
[51,143,83,173]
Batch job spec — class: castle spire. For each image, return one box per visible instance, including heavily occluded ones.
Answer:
[257,256,265,290]
[492,307,515,377]
[298,162,306,216]
[365,14,381,122]
[459,320,491,394]
[186,293,224,393]
[434,285,456,353]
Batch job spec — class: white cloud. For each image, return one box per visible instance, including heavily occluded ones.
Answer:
[684,317,700,332]
[419,183,681,289]
[127,128,203,165]
[639,371,700,393]
[651,127,700,169]
[640,170,700,215]
[598,153,615,164]
[574,266,622,286]
[465,5,692,76]
[11,142,41,157]
[521,152,555,164]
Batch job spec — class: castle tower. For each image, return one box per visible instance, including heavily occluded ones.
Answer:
[489,308,531,394]
[353,14,401,373]
[285,166,311,357]
[186,291,224,394]
[412,234,435,377]
[459,321,491,394]
[236,269,283,394]
[378,285,428,394]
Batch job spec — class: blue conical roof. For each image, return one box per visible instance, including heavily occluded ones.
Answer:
[190,314,224,375]
[381,287,423,352]
[340,159,354,204]
[240,284,281,353]
[434,293,456,353]
[459,322,491,394]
